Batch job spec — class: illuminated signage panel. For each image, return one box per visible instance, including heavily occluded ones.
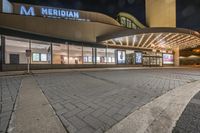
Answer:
[163,54,174,64]
[117,50,125,64]
[19,5,80,19]
[135,52,142,64]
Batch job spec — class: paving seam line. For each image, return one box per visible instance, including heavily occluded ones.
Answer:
[7,76,67,133]
[7,77,24,133]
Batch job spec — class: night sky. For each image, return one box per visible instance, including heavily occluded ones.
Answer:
[9,0,200,30]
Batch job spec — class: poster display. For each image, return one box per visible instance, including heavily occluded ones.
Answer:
[32,53,40,61]
[135,52,142,64]
[41,54,47,61]
[163,54,174,64]
[117,50,125,64]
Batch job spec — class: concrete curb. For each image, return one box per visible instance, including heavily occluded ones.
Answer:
[106,80,200,133]
[0,67,194,76]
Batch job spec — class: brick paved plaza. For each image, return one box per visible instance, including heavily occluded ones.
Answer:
[1,68,200,133]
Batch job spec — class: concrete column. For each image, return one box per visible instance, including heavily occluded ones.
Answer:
[0,35,5,71]
[174,47,180,66]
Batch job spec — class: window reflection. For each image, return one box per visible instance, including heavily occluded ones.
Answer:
[5,36,29,64]
[97,48,106,64]
[31,40,51,64]
[107,49,116,64]
[53,43,68,64]
[83,47,94,64]
[69,45,82,64]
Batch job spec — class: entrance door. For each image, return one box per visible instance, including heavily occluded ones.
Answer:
[143,56,162,67]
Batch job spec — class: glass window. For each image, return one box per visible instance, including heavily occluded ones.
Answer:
[5,36,29,64]
[107,49,116,64]
[120,17,126,26]
[97,48,106,64]
[83,47,93,64]
[53,43,68,64]
[127,19,132,28]
[126,50,134,64]
[31,40,51,64]
[69,45,82,64]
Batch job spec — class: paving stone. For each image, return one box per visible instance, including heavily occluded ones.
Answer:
[98,115,117,127]
[105,107,120,117]
[92,108,107,117]
[76,127,95,133]
[56,108,68,115]
[75,102,88,110]
[33,68,200,133]
[83,115,103,129]
[112,113,125,121]
[63,103,76,110]
[68,116,87,129]
[62,108,82,118]
[77,108,95,119]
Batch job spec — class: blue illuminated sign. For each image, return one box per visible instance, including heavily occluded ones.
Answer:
[19,5,80,19]
[20,5,35,16]
[41,7,79,19]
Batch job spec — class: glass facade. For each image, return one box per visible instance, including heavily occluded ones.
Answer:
[119,16,138,29]
[5,36,29,64]
[126,50,134,64]
[69,45,82,64]
[83,47,94,64]
[107,49,116,64]
[31,40,51,64]
[2,35,167,70]
[96,48,106,64]
[143,52,163,66]
[53,43,68,64]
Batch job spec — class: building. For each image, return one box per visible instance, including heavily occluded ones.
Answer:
[0,0,200,71]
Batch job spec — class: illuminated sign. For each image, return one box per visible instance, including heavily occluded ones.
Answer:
[135,52,142,64]
[41,7,79,19]
[117,50,125,64]
[163,54,174,64]
[20,5,35,16]
[19,5,80,19]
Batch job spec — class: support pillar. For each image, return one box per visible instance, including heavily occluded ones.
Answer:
[174,47,180,66]
[0,35,5,71]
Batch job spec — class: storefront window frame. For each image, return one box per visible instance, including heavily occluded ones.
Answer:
[5,36,30,64]
[30,40,52,64]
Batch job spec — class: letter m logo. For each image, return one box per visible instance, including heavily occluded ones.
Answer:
[20,5,35,16]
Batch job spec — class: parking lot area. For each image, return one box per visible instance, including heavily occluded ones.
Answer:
[34,68,200,133]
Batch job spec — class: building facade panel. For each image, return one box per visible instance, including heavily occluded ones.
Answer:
[146,0,176,27]
[0,13,125,43]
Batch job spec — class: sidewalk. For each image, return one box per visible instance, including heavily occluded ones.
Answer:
[7,77,67,133]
